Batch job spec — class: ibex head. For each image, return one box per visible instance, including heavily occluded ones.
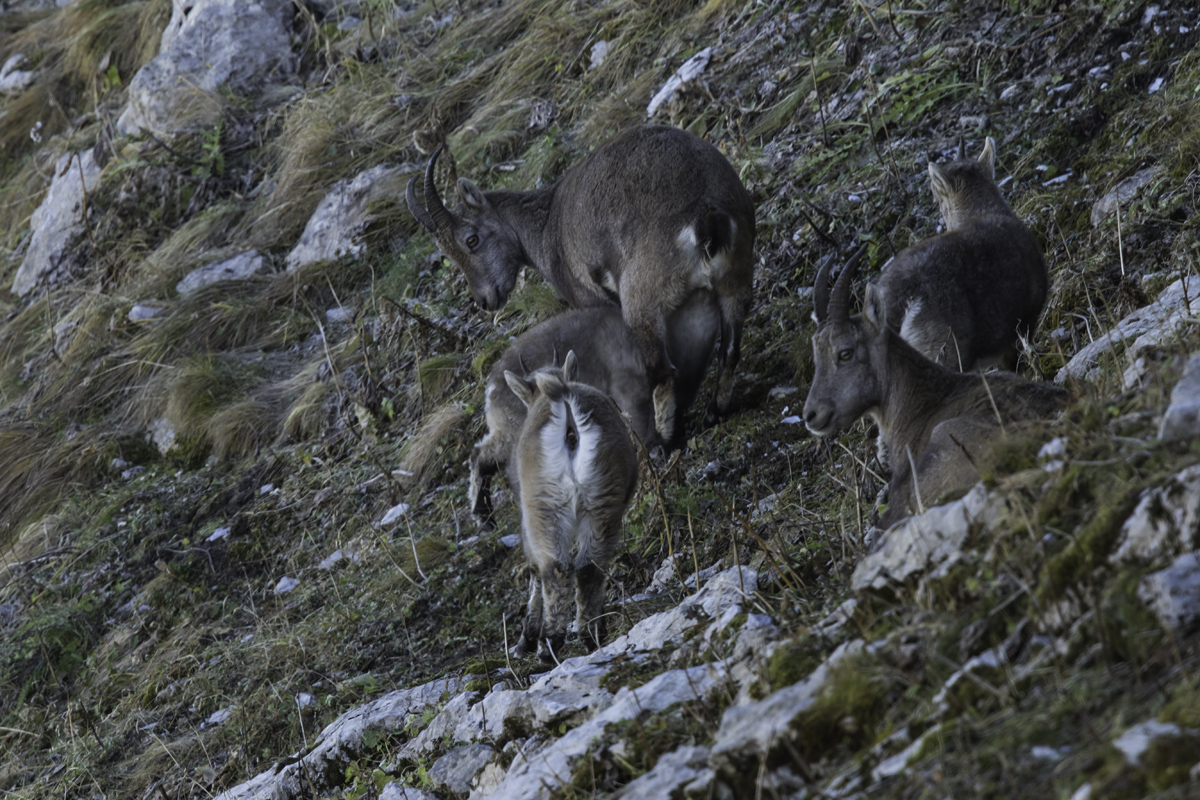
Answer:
[928,137,999,230]
[406,147,525,311]
[803,245,885,437]
[504,351,579,409]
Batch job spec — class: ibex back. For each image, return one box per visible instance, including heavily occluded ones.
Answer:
[407,124,755,447]
[872,138,1047,371]
[505,353,638,662]
[470,307,661,529]
[804,248,1067,530]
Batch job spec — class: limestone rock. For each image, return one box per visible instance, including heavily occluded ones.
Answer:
[611,745,714,799]
[851,484,1006,592]
[1058,277,1200,385]
[128,303,169,322]
[1160,352,1200,443]
[647,47,711,117]
[12,151,103,297]
[117,0,295,137]
[1110,465,1200,565]
[709,640,866,772]
[0,53,36,95]
[379,785,438,800]
[428,744,497,798]
[286,165,409,272]
[1138,552,1200,632]
[148,417,177,455]
[212,678,462,800]
[1112,719,1196,766]
[1090,166,1160,227]
[176,251,266,295]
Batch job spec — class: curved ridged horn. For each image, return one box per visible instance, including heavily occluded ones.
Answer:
[423,146,454,232]
[827,244,868,323]
[812,252,837,323]
[956,135,966,161]
[406,177,437,233]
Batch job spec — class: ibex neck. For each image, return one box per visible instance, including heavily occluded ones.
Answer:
[875,329,962,452]
[486,186,558,271]
[943,189,1015,230]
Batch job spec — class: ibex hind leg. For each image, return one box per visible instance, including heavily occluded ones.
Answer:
[575,563,608,651]
[705,303,744,427]
[536,562,573,663]
[468,440,502,530]
[514,574,543,658]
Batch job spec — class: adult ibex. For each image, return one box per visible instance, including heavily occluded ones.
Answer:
[406,124,755,446]
[505,352,638,662]
[470,307,657,530]
[804,247,1067,530]
[872,138,1047,371]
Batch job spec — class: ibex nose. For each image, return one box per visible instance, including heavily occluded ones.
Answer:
[479,288,499,311]
[803,403,832,436]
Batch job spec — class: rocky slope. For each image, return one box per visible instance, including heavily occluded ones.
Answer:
[2,1,1200,798]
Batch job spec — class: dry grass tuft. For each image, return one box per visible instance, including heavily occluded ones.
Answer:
[397,402,472,486]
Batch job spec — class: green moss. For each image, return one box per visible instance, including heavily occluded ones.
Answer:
[1038,488,1140,604]
[791,654,895,757]
[765,634,824,690]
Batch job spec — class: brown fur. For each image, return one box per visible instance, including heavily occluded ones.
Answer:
[872,138,1048,371]
[505,355,638,661]
[407,124,754,447]
[805,251,1068,530]
[469,307,652,529]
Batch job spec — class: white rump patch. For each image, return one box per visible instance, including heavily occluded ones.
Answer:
[898,299,924,343]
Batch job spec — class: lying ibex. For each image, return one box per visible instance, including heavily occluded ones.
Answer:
[506,353,639,661]
[406,124,755,446]
[470,307,657,529]
[872,138,1047,371]
[804,247,1067,530]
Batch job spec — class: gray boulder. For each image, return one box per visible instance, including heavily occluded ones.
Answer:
[428,744,497,798]
[1138,552,1200,633]
[1058,277,1200,385]
[176,251,266,295]
[12,151,103,297]
[117,0,295,137]
[1160,352,1200,443]
[1110,465,1200,565]
[286,164,409,272]
[0,53,36,95]
[1090,166,1160,228]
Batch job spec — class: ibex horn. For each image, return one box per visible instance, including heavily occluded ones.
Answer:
[423,146,454,232]
[406,177,437,233]
[956,135,966,161]
[827,244,868,323]
[812,252,837,323]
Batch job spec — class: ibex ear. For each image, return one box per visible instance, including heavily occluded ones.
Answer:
[562,351,578,382]
[457,178,488,211]
[533,371,566,400]
[928,162,950,198]
[864,282,886,331]
[504,370,535,408]
[978,137,996,180]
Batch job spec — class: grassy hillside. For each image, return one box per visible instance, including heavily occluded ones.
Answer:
[1,0,1199,797]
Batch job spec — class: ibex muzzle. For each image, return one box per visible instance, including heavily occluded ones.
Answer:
[505,352,638,662]
[406,125,755,447]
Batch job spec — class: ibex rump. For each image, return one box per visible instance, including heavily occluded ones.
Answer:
[406,124,754,446]
[804,248,1067,530]
[872,138,1047,371]
[505,353,638,662]
[470,307,657,529]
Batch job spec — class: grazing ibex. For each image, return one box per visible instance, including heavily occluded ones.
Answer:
[804,247,1068,530]
[505,352,639,662]
[406,124,755,446]
[470,307,659,529]
[872,138,1047,371]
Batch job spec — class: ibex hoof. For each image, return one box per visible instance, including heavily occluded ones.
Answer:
[536,635,565,664]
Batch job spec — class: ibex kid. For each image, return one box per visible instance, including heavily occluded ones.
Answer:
[471,307,661,529]
[872,138,1047,371]
[804,247,1068,530]
[406,124,755,447]
[506,352,639,662]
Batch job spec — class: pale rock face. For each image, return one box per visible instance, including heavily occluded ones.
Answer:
[1159,352,1200,443]
[1058,277,1200,385]
[1110,464,1200,565]
[176,251,266,295]
[0,53,36,95]
[117,0,295,137]
[12,151,103,297]
[286,165,409,272]
[1138,552,1200,632]
[428,744,497,798]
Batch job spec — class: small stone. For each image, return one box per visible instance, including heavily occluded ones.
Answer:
[286,165,410,272]
[381,503,410,526]
[1111,465,1200,564]
[1159,352,1200,443]
[647,47,712,117]
[1090,167,1160,227]
[204,706,234,727]
[0,53,36,95]
[260,483,275,495]
[275,576,300,595]
[128,303,169,322]
[1138,552,1200,632]
[498,534,520,548]
[207,526,231,543]
[148,417,177,455]
[589,40,608,70]
[121,466,146,481]
[176,251,265,295]
[296,693,315,709]
[1113,719,1188,766]
[379,784,437,800]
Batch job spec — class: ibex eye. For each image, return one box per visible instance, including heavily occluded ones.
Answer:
[465,234,479,249]
[838,349,853,361]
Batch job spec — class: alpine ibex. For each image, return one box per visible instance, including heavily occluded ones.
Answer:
[804,247,1068,530]
[406,124,755,446]
[470,307,657,529]
[505,352,639,662]
[872,138,1047,371]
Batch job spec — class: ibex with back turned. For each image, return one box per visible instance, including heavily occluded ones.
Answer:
[470,306,659,530]
[872,138,1048,371]
[505,352,639,662]
[406,124,755,447]
[804,247,1068,530]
